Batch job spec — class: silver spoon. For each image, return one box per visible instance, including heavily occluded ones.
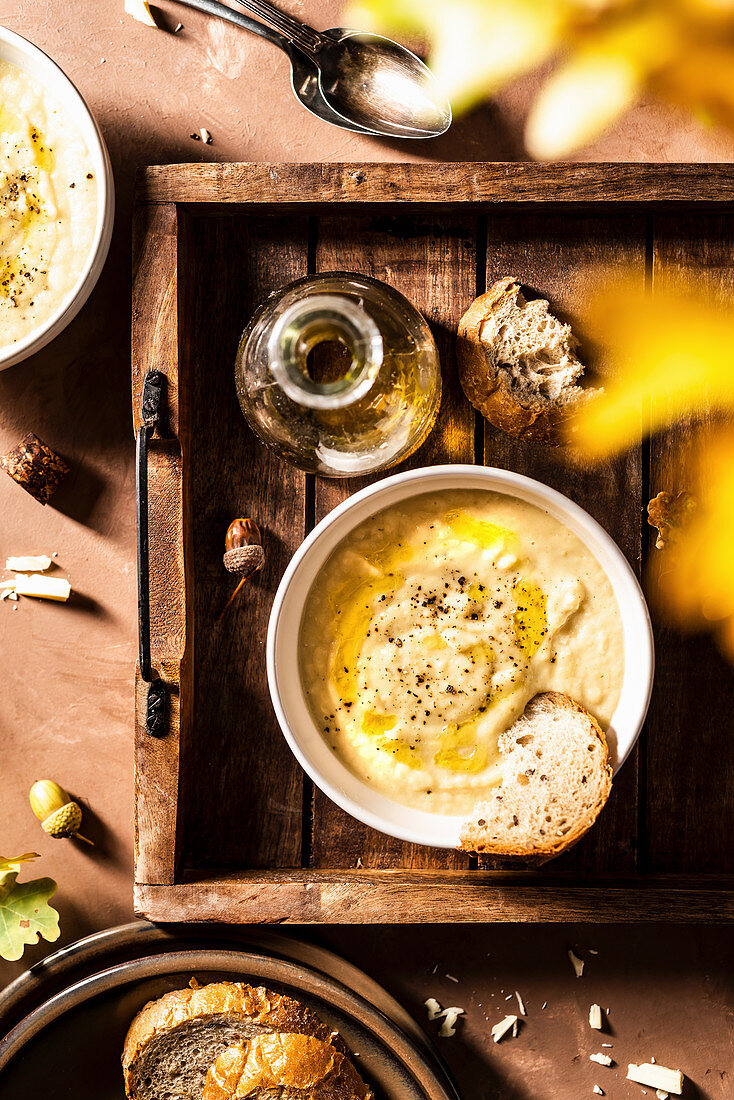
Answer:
[172,0,451,139]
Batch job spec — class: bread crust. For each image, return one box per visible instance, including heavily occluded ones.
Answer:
[458,691,613,861]
[122,981,336,1094]
[203,1034,373,1100]
[457,277,586,444]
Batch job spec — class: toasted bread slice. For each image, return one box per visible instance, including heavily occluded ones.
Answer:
[123,982,339,1100]
[459,691,613,859]
[203,1034,373,1100]
[457,276,597,443]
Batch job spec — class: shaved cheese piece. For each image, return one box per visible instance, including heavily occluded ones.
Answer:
[438,1007,464,1037]
[6,555,52,572]
[14,574,71,601]
[568,949,584,978]
[491,1014,518,1043]
[656,1092,669,1100]
[515,991,526,1015]
[589,1004,603,1030]
[124,0,158,27]
[590,1053,613,1067]
[425,998,442,1021]
[200,128,212,144]
[593,1088,604,1096]
[626,1064,683,1095]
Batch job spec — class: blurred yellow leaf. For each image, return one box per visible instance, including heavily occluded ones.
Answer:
[656,432,734,656]
[348,0,569,112]
[350,0,734,155]
[526,12,677,158]
[570,278,734,457]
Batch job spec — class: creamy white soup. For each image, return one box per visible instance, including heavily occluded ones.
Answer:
[0,60,98,348]
[299,489,625,815]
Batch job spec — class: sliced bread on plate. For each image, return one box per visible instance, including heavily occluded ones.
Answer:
[203,1033,373,1099]
[459,691,613,859]
[457,276,597,443]
[122,981,339,1100]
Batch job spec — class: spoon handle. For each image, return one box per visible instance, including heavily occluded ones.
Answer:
[171,0,292,49]
[231,0,324,55]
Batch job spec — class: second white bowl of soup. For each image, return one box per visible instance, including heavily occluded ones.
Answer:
[0,27,114,368]
[267,465,653,848]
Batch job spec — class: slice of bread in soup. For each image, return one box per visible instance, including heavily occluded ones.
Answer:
[203,1033,373,1099]
[459,692,613,859]
[457,276,598,444]
[122,981,342,1100]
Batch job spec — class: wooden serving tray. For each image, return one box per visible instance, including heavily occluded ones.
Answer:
[132,163,734,924]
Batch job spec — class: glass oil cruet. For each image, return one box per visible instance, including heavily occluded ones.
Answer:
[234,272,441,477]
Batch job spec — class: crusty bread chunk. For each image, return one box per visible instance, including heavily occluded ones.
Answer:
[457,276,597,443]
[123,982,339,1100]
[459,692,613,859]
[203,1033,373,1100]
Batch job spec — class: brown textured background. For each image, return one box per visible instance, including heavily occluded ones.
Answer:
[0,1,732,1095]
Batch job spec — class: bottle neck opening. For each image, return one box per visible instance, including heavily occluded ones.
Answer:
[267,294,383,409]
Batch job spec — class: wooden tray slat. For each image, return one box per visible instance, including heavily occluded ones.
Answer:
[132,164,734,922]
[310,212,478,870]
[182,213,310,870]
[479,209,647,876]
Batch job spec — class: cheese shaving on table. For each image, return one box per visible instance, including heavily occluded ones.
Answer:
[438,1007,464,1037]
[124,0,158,27]
[14,574,71,601]
[589,1004,604,1030]
[657,1092,669,1100]
[626,1063,684,1095]
[515,991,526,1015]
[5,555,52,572]
[593,1088,604,1096]
[568,949,585,978]
[424,997,464,1036]
[491,1014,518,1043]
[590,1053,613,1067]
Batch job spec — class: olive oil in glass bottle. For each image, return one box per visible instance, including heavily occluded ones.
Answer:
[234,272,441,477]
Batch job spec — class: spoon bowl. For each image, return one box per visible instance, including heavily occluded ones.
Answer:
[315,30,452,139]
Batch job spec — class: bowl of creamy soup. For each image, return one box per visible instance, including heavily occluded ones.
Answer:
[268,466,654,848]
[0,27,114,369]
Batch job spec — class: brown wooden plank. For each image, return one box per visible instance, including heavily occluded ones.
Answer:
[178,213,308,870]
[135,872,734,924]
[647,212,734,873]
[477,210,646,875]
[310,212,477,870]
[139,163,734,207]
[132,203,189,885]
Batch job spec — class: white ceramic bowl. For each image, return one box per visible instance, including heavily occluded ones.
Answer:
[0,27,114,370]
[268,465,654,849]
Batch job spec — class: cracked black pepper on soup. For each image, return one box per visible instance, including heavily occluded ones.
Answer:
[299,489,624,815]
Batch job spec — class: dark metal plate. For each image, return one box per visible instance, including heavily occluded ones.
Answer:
[0,945,458,1099]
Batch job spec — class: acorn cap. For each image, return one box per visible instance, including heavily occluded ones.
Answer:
[42,802,83,838]
[223,544,264,578]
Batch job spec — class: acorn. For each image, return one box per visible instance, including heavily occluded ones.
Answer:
[218,518,264,621]
[30,780,93,844]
